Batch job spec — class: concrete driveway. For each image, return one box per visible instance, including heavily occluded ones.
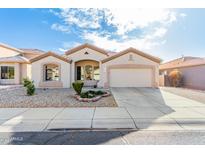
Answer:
[111,88,205,130]
[0,87,205,132]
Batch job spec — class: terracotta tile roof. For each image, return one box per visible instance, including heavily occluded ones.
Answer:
[19,48,45,54]
[0,56,30,63]
[160,56,205,70]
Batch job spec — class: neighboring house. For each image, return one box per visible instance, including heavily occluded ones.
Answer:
[0,43,44,84]
[160,56,205,90]
[0,43,161,88]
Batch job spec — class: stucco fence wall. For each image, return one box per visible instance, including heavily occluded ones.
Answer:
[160,65,205,90]
[31,56,71,88]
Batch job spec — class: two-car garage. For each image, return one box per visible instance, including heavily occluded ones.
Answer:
[101,48,160,88]
[109,68,153,87]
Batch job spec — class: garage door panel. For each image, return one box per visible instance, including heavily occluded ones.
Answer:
[109,68,152,87]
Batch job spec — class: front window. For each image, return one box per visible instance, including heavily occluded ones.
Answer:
[44,64,59,81]
[1,66,15,79]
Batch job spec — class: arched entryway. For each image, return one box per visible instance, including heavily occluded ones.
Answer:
[75,60,100,86]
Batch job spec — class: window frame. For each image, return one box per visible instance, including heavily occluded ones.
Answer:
[43,64,60,82]
[0,66,15,80]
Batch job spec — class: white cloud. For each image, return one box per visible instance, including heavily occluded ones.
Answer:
[146,27,168,39]
[180,13,187,18]
[83,32,161,52]
[54,8,178,35]
[104,9,177,35]
[57,41,82,52]
[59,8,102,29]
[50,9,184,52]
[51,23,70,33]
[58,48,67,52]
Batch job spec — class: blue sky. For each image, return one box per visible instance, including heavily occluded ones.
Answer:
[0,8,205,62]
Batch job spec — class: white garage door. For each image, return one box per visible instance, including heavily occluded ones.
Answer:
[109,68,152,87]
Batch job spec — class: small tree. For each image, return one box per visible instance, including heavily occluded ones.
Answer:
[23,78,35,96]
[72,81,84,95]
[168,69,182,87]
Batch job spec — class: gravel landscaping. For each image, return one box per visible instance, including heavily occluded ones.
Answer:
[0,87,118,108]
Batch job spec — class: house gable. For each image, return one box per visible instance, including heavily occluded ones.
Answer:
[65,44,108,62]
[102,47,161,64]
[30,52,71,63]
[65,43,109,56]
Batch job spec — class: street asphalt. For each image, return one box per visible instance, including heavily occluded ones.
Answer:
[1,130,205,145]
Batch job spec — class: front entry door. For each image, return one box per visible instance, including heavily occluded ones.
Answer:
[76,66,81,80]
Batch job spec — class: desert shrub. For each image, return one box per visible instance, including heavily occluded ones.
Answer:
[79,90,107,98]
[88,90,96,95]
[168,69,182,87]
[72,81,84,95]
[80,92,88,98]
[26,82,35,95]
[80,91,95,98]
[95,90,106,95]
[23,78,35,96]
[23,78,31,87]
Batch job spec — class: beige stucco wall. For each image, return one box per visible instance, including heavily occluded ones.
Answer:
[31,56,70,88]
[0,46,20,58]
[0,63,20,84]
[100,52,159,87]
[20,64,31,82]
[159,74,165,86]
[66,47,108,84]
[162,65,205,90]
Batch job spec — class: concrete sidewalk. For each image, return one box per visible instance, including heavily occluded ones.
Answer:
[0,107,136,132]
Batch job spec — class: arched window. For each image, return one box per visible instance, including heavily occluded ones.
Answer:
[44,64,60,81]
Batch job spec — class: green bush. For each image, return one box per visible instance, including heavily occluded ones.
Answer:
[72,81,84,95]
[26,83,35,96]
[23,78,35,96]
[95,90,106,95]
[80,90,106,98]
[80,92,88,98]
[23,78,31,87]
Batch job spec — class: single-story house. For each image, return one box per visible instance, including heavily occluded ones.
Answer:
[160,56,205,90]
[0,43,161,88]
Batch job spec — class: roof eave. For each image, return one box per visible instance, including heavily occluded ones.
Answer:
[102,48,161,64]
[30,51,71,63]
[65,43,109,56]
